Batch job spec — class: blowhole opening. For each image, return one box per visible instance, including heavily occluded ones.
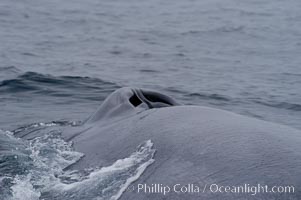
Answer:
[142,91,174,106]
[129,93,142,107]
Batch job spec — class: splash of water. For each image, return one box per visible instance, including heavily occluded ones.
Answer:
[0,123,156,200]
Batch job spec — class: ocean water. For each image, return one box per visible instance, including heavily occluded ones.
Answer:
[0,0,300,130]
[0,0,301,199]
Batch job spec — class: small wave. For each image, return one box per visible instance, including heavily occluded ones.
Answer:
[282,72,301,77]
[186,92,231,102]
[139,69,160,73]
[21,52,38,57]
[164,87,188,94]
[0,66,22,82]
[220,7,273,17]
[238,10,273,17]
[109,50,122,55]
[253,100,301,111]
[0,72,119,100]
[181,25,245,36]
[214,25,245,33]
[0,66,21,74]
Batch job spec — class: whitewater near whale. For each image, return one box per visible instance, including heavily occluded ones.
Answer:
[15,87,301,200]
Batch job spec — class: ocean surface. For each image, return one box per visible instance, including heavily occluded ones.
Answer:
[0,0,301,199]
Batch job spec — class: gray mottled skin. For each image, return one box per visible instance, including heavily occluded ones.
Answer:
[22,88,301,199]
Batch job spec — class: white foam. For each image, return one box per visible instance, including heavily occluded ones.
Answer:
[2,125,155,200]
[46,140,155,200]
[111,156,155,200]
[11,175,40,200]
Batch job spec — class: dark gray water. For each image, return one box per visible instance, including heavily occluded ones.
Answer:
[0,0,301,199]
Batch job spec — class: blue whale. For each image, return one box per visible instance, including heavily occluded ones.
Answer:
[17,87,301,199]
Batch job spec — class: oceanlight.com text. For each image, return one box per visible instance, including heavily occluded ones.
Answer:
[128,183,295,196]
